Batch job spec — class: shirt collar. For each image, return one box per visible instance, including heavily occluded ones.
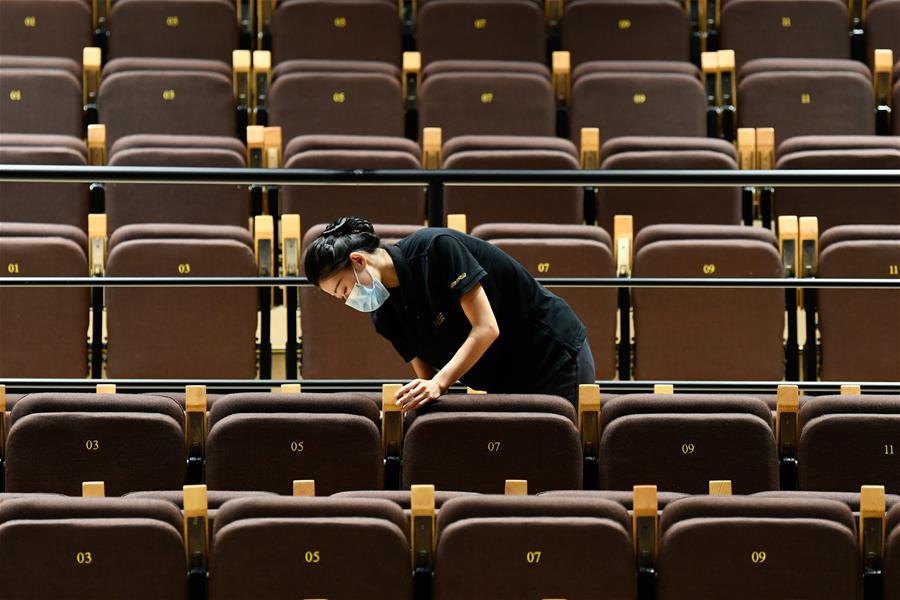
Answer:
[385,243,414,305]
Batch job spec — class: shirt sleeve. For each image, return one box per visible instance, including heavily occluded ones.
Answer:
[372,308,416,363]
[431,234,487,303]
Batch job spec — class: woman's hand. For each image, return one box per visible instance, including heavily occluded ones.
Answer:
[395,378,444,412]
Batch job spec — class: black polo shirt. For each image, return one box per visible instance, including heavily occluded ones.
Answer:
[372,228,586,392]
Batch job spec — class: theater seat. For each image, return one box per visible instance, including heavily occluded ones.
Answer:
[561,0,690,66]
[281,135,425,241]
[720,0,849,69]
[403,394,582,493]
[0,496,188,599]
[333,489,477,514]
[632,224,785,380]
[416,0,546,64]
[866,0,900,63]
[106,134,250,232]
[0,134,90,231]
[441,136,583,228]
[209,496,412,599]
[420,60,556,140]
[798,395,900,493]
[271,0,402,66]
[0,0,93,63]
[125,489,279,530]
[0,56,83,137]
[817,225,900,381]
[299,223,421,379]
[99,58,237,145]
[105,224,258,378]
[434,495,636,599]
[205,392,384,494]
[5,393,185,495]
[657,496,863,599]
[0,223,89,378]
[570,61,706,145]
[597,394,779,494]
[596,136,742,234]
[737,59,875,143]
[108,0,238,63]
[268,60,405,142]
[471,223,617,379]
[774,136,900,232]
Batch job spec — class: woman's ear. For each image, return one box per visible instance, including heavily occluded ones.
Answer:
[348,251,367,269]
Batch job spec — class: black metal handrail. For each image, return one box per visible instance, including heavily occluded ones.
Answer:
[3,378,900,394]
[2,276,898,288]
[2,164,900,186]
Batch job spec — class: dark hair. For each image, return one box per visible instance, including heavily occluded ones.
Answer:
[303,216,381,286]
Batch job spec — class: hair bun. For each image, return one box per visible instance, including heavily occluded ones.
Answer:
[322,216,374,238]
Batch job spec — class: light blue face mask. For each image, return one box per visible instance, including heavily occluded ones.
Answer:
[345,265,390,312]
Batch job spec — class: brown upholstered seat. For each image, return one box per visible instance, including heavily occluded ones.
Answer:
[540,489,689,512]
[817,225,900,381]
[0,56,83,137]
[108,0,238,63]
[0,496,188,599]
[657,496,863,599]
[0,134,90,231]
[417,0,546,64]
[887,502,900,600]
[596,394,778,493]
[124,489,279,530]
[269,60,404,142]
[420,60,555,140]
[5,393,186,495]
[720,0,850,69]
[403,394,582,493]
[299,223,422,379]
[333,489,478,510]
[442,135,583,227]
[271,0,402,66]
[632,224,785,380]
[0,0,93,63]
[737,58,875,143]
[281,135,425,241]
[106,134,250,232]
[755,490,900,520]
[561,0,690,66]
[796,395,900,493]
[434,495,636,599]
[596,136,742,234]
[569,61,706,145]
[99,58,236,145]
[866,0,900,66]
[205,392,384,494]
[0,223,89,378]
[209,496,412,599]
[471,223,616,379]
[775,136,900,232]
[105,224,258,378]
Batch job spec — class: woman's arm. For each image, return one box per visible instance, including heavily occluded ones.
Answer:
[395,283,499,411]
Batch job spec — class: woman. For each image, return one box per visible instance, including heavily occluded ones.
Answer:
[304,216,595,411]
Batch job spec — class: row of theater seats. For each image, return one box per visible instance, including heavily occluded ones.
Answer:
[1,0,898,69]
[2,47,898,146]
[4,127,899,236]
[2,216,898,381]
[1,483,899,599]
[1,385,898,496]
